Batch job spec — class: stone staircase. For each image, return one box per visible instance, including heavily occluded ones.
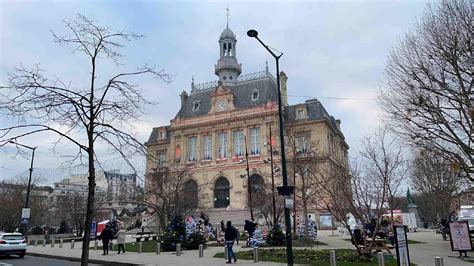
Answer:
[206,208,252,229]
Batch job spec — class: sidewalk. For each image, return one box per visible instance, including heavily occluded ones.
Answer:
[26,244,287,266]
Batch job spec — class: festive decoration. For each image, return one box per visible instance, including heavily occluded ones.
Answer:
[266,224,285,246]
[249,227,264,247]
[161,215,206,251]
[298,219,317,240]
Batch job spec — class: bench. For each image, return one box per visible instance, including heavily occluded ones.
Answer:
[132,234,158,242]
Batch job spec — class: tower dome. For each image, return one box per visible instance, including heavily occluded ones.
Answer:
[215,25,241,85]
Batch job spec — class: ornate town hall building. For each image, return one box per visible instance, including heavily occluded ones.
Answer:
[145,24,349,227]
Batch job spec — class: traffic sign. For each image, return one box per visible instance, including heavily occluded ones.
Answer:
[22,208,30,219]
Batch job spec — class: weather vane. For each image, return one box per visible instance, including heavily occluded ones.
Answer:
[226,6,230,28]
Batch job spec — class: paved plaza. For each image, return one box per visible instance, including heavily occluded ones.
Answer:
[15,230,473,266]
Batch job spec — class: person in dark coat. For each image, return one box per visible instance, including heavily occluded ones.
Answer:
[99,225,113,255]
[224,221,238,263]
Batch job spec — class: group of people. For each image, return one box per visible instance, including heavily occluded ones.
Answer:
[98,223,127,255]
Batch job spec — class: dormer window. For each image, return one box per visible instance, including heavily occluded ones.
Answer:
[296,106,307,120]
[251,89,260,102]
[192,101,200,112]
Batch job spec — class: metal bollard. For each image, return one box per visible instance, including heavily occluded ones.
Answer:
[59,239,63,248]
[71,240,75,249]
[377,252,385,266]
[51,239,55,248]
[330,250,336,266]
[176,243,181,256]
[253,247,259,262]
[199,244,204,258]
[42,239,46,247]
[138,242,143,253]
[156,243,161,255]
[434,257,444,266]
[224,245,228,261]
[94,241,98,250]
[34,239,38,247]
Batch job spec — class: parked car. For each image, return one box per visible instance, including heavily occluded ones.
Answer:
[0,232,27,258]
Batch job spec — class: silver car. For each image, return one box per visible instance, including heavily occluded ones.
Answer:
[0,232,27,258]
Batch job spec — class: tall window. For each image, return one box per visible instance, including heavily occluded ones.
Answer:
[203,135,212,160]
[249,127,260,155]
[218,132,227,158]
[188,136,197,162]
[233,130,244,157]
[297,135,310,153]
[157,149,166,167]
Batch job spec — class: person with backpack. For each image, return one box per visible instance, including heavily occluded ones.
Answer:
[224,221,238,263]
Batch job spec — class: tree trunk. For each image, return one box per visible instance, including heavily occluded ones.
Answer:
[81,146,96,266]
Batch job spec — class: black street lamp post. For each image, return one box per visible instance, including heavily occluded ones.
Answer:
[9,141,37,240]
[244,136,254,220]
[265,123,277,226]
[247,29,294,265]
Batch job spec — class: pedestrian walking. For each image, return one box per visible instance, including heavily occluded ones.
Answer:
[115,225,127,254]
[224,221,238,264]
[99,225,113,255]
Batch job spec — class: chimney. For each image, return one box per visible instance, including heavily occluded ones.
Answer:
[180,90,188,107]
[279,71,288,106]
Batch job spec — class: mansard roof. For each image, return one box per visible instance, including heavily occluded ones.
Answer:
[286,98,344,138]
[176,71,278,118]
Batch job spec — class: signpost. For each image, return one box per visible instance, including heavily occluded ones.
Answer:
[448,221,472,252]
[22,208,30,219]
[90,221,97,240]
[394,225,410,266]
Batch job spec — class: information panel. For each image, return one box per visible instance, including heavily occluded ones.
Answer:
[394,225,411,266]
[449,221,472,251]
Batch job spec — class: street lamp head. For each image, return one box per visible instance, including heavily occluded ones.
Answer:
[247,29,258,38]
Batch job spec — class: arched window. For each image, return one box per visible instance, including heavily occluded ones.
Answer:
[183,179,198,209]
[250,174,264,193]
[214,177,230,208]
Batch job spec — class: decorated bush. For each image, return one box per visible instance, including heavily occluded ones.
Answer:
[161,215,206,251]
[298,219,317,240]
[266,224,285,246]
[248,227,264,247]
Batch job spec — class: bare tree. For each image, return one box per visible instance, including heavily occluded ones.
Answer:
[412,148,467,221]
[55,190,107,236]
[379,0,473,180]
[0,176,51,232]
[313,128,408,257]
[0,15,169,265]
[141,158,207,232]
[252,182,284,227]
[285,124,323,239]
[360,127,409,221]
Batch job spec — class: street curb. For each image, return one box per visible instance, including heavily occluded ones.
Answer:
[26,252,138,265]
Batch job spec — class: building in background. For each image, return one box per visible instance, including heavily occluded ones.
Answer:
[145,23,349,227]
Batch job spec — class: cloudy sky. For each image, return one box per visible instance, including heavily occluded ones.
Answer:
[0,0,427,184]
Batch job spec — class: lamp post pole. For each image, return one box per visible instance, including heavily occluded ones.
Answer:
[9,141,36,240]
[245,136,254,220]
[248,29,294,265]
[268,123,277,226]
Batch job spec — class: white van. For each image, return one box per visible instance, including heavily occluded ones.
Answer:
[458,205,474,233]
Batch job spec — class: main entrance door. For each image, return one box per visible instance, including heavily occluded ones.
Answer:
[214,177,230,208]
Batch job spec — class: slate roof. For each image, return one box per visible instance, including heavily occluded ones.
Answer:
[176,71,278,118]
[285,98,344,138]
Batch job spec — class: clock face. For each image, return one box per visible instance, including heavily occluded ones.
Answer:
[217,100,228,111]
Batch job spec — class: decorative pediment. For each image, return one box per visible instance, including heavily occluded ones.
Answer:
[210,83,232,97]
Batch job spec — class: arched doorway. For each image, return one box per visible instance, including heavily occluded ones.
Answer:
[214,177,230,208]
[183,179,198,209]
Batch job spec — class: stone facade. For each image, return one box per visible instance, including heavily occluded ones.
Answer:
[144,24,349,226]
